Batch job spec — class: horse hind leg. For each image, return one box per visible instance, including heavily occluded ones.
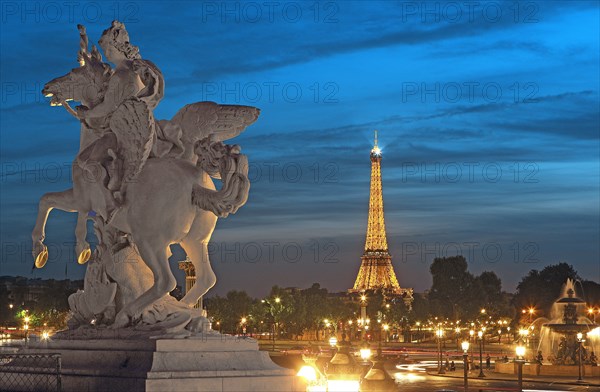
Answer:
[179,238,216,308]
[112,240,176,328]
[179,211,217,308]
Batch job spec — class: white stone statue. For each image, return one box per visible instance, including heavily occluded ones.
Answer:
[32,21,259,333]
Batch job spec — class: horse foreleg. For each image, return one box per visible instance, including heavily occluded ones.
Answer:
[32,189,79,267]
[179,210,218,308]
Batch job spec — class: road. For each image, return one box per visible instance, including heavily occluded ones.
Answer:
[390,360,596,392]
[391,372,595,392]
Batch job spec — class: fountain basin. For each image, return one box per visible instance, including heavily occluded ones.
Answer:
[495,361,600,378]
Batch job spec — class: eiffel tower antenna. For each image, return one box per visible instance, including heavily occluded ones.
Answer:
[374,130,378,148]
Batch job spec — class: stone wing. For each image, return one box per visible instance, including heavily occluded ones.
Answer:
[171,101,260,152]
[110,98,156,182]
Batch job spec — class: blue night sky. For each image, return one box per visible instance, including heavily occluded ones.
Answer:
[1,1,599,297]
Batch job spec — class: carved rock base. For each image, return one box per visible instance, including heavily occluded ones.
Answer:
[6,336,304,392]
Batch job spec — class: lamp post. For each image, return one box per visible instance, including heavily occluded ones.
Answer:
[477,330,485,378]
[461,341,470,392]
[515,344,526,392]
[325,341,362,392]
[261,297,281,351]
[455,327,461,350]
[240,317,247,336]
[360,294,367,342]
[324,319,332,342]
[383,324,389,344]
[576,332,585,383]
[519,328,530,350]
[469,329,475,360]
[436,327,445,374]
[361,344,396,392]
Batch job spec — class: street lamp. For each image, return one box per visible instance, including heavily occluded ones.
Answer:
[360,345,372,362]
[347,319,354,342]
[324,318,332,341]
[461,341,470,392]
[455,327,461,350]
[469,329,475,359]
[527,307,535,324]
[519,328,530,349]
[23,323,29,346]
[515,345,526,392]
[361,344,396,392]
[329,336,338,348]
[576,332,585,383]
[262,298,281,351]
[325,341,361,392]
[588,307,597,323]
[240,317,247,336]
[360,294,367,342]
[477,330,485,378]
[436,328,445,374]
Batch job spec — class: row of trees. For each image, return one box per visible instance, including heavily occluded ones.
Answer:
[205,259,600,340]
[204,284,358,339]
[0,277,79,329]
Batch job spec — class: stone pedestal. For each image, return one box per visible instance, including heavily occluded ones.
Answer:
[3,335,303,392]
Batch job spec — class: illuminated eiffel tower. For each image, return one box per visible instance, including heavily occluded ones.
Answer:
[350,131,413,300]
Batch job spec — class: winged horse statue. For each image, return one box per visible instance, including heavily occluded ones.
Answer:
[33,21,258,331]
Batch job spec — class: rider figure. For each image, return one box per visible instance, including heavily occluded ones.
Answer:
[75,21,163,220]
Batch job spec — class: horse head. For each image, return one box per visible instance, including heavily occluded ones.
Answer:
[42,46,111,109]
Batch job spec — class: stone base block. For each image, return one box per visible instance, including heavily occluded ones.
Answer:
[0,335,304,392]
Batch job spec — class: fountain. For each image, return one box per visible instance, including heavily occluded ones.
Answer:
[542,282,598,366]
[496,279,600,378]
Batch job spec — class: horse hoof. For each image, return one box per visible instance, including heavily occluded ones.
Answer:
[77,248,91,264]
[34,244,49,268]
[111,311,130,329]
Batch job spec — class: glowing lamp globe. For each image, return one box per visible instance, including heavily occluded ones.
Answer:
[329,336,338,348]
[360,347,372,360]
[461,341,470,352]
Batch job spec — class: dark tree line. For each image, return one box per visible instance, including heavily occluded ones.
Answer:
[204,260,599,339]
[427,256,512,320]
